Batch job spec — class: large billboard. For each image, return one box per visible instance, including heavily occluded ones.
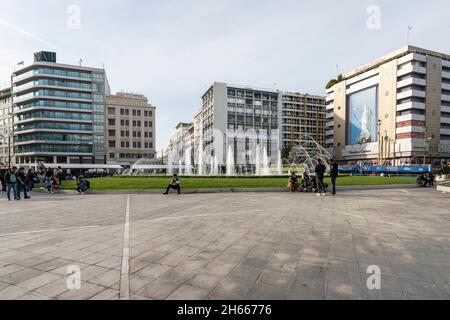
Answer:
[347,86,378,145]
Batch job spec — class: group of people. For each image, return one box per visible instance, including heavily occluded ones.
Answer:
[288,159,339,196]
[0,166,90,200]
[417,172,436,188]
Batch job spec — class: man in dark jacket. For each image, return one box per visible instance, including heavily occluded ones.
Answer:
[314,159,326,196]
[5,167,19,201]
[0,169,6,192]
[329,159,339,195]
[16,167,30,199]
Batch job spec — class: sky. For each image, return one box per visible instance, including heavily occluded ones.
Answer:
[1,0,449,151]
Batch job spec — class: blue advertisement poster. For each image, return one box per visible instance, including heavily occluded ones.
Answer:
[347,86,378,145]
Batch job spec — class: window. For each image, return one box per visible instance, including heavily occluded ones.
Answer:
[137,110,141,116]
[132,110,137,116]
[120,119,130,126]
[108,108,115,115]
[93,114,104,122]
[109,153,115,158]
[108,119,115,126]
[108,141,116,148]
[108,130,116,137]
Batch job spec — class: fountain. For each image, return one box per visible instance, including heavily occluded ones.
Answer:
[209,156,214,176]
[178,159,183,175]
[277,149,282,175]
[288,133,332,173]
[197,142,204,176]
[213,156,219,175]
[226,145,235,176]
[255,144,261,176]
[262,146,271,176]
[185,148,192,176]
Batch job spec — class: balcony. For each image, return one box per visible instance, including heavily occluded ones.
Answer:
[397,89,426,100]
[396,114,425,122]
[397,101,425,111]
[397,65,426,77]
[397,77,426,89]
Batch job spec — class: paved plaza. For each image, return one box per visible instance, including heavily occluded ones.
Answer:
[0,188,449,300]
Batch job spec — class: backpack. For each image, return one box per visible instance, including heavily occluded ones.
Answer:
[8,173,16,183]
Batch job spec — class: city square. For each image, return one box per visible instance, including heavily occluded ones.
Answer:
[0,188,449,300]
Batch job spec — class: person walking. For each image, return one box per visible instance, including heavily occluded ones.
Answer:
[45,168,53,193]
[57,166,64,186]
[163,174,181,195]
[329,159,339,195]
[38,167,45,190]
[16,167,30,199]
[0,169,6,192]
[315,159,326,196]
[5,167,19,201]
[26,168,36,192]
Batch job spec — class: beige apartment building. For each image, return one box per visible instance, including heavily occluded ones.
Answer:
[326,45,450,165]
[105,92,156,166]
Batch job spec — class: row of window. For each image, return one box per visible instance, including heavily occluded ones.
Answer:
[107,130,153,138]
[109,153,155,159]
[33,68,104,82]
[110,141,153,149]
[16,123,93,132]
[17,111,93,122]
[107,119,153,127]
[107,107,153,117]
[16,145,93,154]
[17,100,99,111]
[16,133,93,143]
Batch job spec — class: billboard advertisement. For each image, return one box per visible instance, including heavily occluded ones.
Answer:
[347,86,378,145]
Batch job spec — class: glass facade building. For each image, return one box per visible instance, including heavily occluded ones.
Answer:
[12,51,109,165]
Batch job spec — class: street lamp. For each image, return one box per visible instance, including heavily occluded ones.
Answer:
[424,137,433,165]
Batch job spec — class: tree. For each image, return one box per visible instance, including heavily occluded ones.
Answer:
[325,74,343,89]
[281,144,293,161]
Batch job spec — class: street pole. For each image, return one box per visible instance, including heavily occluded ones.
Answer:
[377,120,382,165]
[423,125,427,166]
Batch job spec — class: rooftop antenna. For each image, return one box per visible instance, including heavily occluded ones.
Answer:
[79,59,83,66]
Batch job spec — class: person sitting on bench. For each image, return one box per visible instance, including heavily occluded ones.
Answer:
[163,174,181,195]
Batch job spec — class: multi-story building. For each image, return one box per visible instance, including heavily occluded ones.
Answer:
[12,51,109,166]
[326,45,450,165]
[105,92,156,166]
[165,122,192,164]
[165,82,327,173]
[281,92,326,149]
[199,82,281,170]
[0,88,13,168]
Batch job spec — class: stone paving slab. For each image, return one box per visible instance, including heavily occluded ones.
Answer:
[0,188,449,300]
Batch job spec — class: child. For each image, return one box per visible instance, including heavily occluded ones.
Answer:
[51,176,59,194]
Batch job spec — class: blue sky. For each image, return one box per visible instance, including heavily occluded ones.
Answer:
[1,0,449,151]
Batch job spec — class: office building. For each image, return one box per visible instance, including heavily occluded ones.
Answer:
[281,92,326,149]
[326,45,450,165]
[105,92,156,166]
[199,82,281,170]
[12,51,109,166]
